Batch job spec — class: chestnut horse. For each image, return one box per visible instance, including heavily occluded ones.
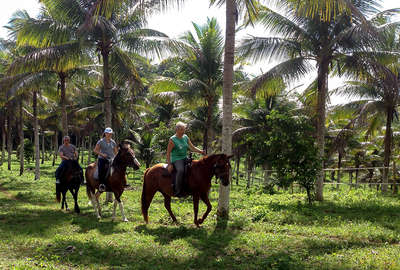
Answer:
[85,144,140,221]
[56,160,83,213]
[141,154,232,226]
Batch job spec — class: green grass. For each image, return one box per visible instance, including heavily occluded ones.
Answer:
[1,157,400,269]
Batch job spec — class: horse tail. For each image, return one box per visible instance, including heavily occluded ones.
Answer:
[56,183,61,202]
[141,168,150,222]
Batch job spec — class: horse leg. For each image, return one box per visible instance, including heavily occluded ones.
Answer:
[193,194,200,227]
[116,197,128,222]
[198,193,212,225]
[89,191,101,219]
[70,188,80,214]
[141,188,157,224]
[94,191,103,217]
[161,192,177,223]
[62,192,69,211]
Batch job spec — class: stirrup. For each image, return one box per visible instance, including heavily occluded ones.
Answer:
[99,184,106,192]
[56,179,61,184]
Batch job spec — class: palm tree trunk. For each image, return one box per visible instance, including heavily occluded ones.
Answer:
[18,99,24,176]
[102,46,114,203]
[87,134,92,165]
[337,152,342,190]
[33,90,40,180]
[382,106,394,192]
[1,117,5,167]
[217,0,236,220]
[81,136,84,164]
[7,104,13,171]
[315,60,329,201]
[41,130,45,164]
[59,73,68,137]
[204,98,214,153]
[53,130,58,166]
[102,50,112,128]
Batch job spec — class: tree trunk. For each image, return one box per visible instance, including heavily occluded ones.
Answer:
[315,60,329,201]
[263,162,271,188]
[393,159,398,194]
[18,99,24,176]
[203,97,214,153]
[1,116,5,167]
[337,152,342,190]
[102,45,114,203]
[7,104,13,171]
[102,50,112,128]
[33,91,40,180]
[217,0,235,220]
[382,106,394,192]
[59,73,68,137]
[87,134,92,165]
[53,130,58,166]
[81,136,84,164]
[41,130,45,164]
[246,154,251,189]
[235,153,240,185]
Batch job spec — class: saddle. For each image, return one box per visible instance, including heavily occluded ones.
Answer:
[162,155,193,196]
[94,159,112,181]
[59,160,83,183]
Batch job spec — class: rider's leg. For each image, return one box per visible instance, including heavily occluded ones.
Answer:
[77,161,85,185]
[173,159,185,196]
[55,160,67,184]
[98,158,108,192]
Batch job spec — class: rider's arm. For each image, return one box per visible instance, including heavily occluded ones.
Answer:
[113,145,118,155]
[73,146,78,160]
[188,138,205,155]
[59,151,69,160]
[166,139,174,165]
[93,143,106,158]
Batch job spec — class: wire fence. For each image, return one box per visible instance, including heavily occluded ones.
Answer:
[231,166,400,189]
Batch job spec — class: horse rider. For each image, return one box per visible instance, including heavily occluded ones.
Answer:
[93,127,118,192]
[55,136,84,185]
[166,121,205,196]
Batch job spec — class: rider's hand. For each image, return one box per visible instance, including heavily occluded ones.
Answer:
[167,164,173,173]
[200,150,206,155]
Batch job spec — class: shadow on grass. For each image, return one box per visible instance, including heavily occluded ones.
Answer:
[260,200,400,234]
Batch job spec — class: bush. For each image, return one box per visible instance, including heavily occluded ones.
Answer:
[247,110,321,203]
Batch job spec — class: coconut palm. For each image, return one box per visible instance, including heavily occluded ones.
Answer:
[151,17,224,152]
[238,0,384,200]
[6,9,91,137]
[333,13,400,191]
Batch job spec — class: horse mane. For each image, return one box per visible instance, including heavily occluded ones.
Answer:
[196,154,224,165]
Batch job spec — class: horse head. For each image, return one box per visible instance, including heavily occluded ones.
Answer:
[212,154,233,186]
[118,142,141,170]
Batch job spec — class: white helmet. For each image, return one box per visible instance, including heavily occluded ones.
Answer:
[104,127,113,134]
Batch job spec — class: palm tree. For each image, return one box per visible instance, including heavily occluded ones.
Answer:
[334,15,400,191]
[238,0,382,201]
[7,9,91,137]
[152,18,224,152]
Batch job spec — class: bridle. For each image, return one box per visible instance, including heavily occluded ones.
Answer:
[213,161,230,180]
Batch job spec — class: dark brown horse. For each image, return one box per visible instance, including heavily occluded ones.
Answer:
[141,154,232,226]
[56,160,83,213]
[85,143,140,221]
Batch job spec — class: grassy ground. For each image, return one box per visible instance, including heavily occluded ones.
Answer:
[0,157,400,269]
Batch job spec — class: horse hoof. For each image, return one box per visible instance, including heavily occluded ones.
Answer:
[123,218,129,222]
